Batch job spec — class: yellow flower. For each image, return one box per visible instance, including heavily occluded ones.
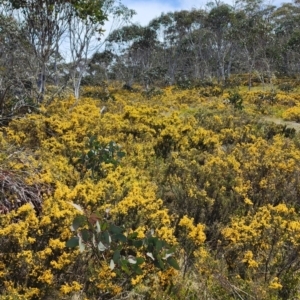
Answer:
[38,269,53,284]
[242,251,258,268]
[269,277,283,290]
[244,197,253,205]
[131,275,144,286]
[49,238,66,250]
[60,281,82,294]
[179,215,206,245]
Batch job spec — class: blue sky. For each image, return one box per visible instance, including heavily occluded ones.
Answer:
[122,0,210,26]
[121,0,289,26]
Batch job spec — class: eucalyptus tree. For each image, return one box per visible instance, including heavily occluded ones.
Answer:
[106,24,145,85]
[148,12,176,84]
[83,50,116,85]
[0,13,36,118]
[129,26,162,88]
[165,10,197,82]
[171,9,209,82]
[148,9,209,84]
[232,0,276,88]
[205,3,235,83]
[4,0,69,102]
[106,23,163,88]
[2,0,118,102]
[252,5,276,85]
[272,2,300,75]
[68,1,135,99]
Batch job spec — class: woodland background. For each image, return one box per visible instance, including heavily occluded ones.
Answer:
[2,0,300,299]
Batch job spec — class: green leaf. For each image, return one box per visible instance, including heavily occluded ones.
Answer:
[81,229,91,243]
[113,250,121,263]
[155,239,163,251]
[154,258,165,270]
[136,257,145,265]
[167,257,180,270]
[66,237,79,248]
[101,231,111,244]
[101,222,108,231]
[131,264,143,275]
[132,239,143,248]
[115,269,122,277]
[117,151,125,158]
[115,233,127,243]
[128,232,138,239]
[87,150,94,158]
[157,258,165,270]
[121,260,130,274]
[166,247,176,254]
[147,236,158,249]
[71,215,86,231]
[109,224,124,234]
[161,240,168,248]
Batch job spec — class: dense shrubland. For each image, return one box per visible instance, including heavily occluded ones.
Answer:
[1,82,300,299]
[2,0,300,298]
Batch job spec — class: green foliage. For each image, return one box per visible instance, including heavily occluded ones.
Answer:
[8,0,108,24]
[66,207,179,284]
[74,136,125,180]
[228,91,244,110]
[72,0,108,24]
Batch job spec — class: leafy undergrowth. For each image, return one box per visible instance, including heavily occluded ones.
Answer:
[1,84,300,299]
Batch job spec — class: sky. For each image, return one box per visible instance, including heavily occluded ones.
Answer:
[121,0,211,26]
[120,0,288,26]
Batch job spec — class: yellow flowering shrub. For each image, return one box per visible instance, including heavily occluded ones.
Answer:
[282,106,300,122]
[1,91,182,298]
[221,204,300,298]
[178,215,206,246]
[0,200,79,298]
[2,83,300,299]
